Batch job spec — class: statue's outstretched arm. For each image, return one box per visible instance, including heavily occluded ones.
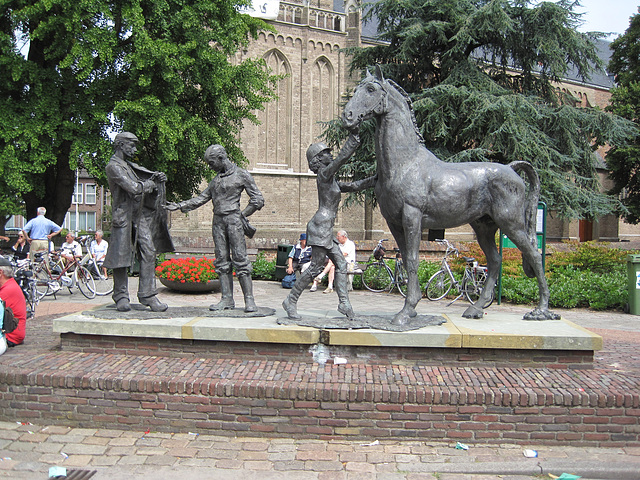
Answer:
[320,133,360,179]
[176,184,213,213]
[339,174,377,193]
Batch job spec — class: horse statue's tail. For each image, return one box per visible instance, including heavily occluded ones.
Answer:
[509,161,540,278]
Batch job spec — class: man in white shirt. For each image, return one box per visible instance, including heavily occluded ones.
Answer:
[89,230,109,277]
[311,230,357,292]
[60,232,82,266]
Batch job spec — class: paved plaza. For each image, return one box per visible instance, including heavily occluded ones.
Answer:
[1,278,640,479]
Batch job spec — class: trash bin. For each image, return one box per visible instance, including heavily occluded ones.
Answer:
[275,244,293,280]
[627,254,640,315]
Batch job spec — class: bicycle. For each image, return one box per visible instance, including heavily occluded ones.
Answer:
[2,255,39,319]
[33,249,96,299]
[424,238,495,308]
[14,261,39,319]
[359,239,409,297]
[78,236,113,296]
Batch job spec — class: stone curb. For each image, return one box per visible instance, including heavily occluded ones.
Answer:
[428,460,640,478]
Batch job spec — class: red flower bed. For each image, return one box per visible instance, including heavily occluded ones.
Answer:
[155,257,218,283]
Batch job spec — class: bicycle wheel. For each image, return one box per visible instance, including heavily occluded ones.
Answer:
[395,261,409,297]
[75,266,96,299]
[89,265,114,296]
[33,265,51,299]
[425,270,453,301]
[361,262,393,292]
[17,273,36,319]
[462,272,495,308]
[25,290,35,319]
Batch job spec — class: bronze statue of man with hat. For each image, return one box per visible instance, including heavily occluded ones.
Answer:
[103,132,174,312]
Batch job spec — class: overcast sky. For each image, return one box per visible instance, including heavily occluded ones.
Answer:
[576,0,637,38]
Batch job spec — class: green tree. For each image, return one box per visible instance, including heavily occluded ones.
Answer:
[330,0,635,219]
[0,0,277,227]
[606,8,640,223]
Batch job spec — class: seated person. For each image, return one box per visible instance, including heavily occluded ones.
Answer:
[311,230,356,293]
[0,257,27,349]
[286,233,312,278]
[89,230,109,277]
[60,232,82,266]
[11,233,30,261]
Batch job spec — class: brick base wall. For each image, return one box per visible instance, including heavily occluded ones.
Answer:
[1,371,638,447]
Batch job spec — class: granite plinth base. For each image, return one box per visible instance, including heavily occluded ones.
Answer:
[53,307,602,369]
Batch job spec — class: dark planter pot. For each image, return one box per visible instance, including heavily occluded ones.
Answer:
[158,278,220,293]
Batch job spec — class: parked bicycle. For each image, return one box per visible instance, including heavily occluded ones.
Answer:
[33,250,96,299]
[359,239,409,297]
[425,238,495,307]
[14,262,38,319]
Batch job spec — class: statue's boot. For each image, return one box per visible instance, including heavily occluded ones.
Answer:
[238,274,258,313]
[335,271,355,318]
[282,269,313,319]
[210,273,235,311]
[139,295,168,312]
[116,298,131,312]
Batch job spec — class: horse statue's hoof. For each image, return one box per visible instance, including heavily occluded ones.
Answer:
[462,306,483,319]
[523,308,561,321]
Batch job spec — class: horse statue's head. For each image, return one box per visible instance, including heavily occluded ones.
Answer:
[342,65,388,130]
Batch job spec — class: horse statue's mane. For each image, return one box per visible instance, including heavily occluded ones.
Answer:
[386,78,425,145]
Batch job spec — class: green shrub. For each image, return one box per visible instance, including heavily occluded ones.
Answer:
[428,241,630,311]
[418,261,441,290]
[547,266,627,310]
[252,252,276,280]
[548,241,629,275]
[352,271,363,289]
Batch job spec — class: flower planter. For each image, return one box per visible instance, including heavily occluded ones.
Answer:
[159,278,220,293]
[156,257,219,293]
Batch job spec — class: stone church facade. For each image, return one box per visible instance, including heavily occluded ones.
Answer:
[168,0,639,253]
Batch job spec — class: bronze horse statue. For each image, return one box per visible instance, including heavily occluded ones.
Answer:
[342,66,559,325]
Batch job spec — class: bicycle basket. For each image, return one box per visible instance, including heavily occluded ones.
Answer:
[373,245,386,260]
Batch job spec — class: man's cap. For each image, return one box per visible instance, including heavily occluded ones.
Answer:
[114,132,139,143]
[306,142,331,163]
[299,233,307,240]
[0,257,13,267]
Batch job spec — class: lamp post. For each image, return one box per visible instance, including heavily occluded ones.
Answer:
[75,167,79,232]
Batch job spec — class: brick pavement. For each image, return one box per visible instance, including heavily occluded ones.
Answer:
[1,420,639,479]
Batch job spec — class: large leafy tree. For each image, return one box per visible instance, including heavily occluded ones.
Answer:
[329,0,635,219]
[0,0,277,228]
[606,8,640,223]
